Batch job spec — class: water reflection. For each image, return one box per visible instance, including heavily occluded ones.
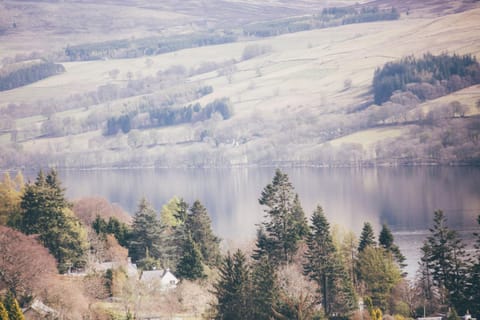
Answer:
[59,167,480,276]
[61,167,480,238]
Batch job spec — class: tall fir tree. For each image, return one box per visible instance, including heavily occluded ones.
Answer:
[303,206,355,317]
[129,198,167,266]
[379,224,407,274]
[251,257,278,320]
[185,200,221,266]
[176,233,205,280]
[303,206,336,315]
[19,169,87,273]
[358,222,376,252]
[292,194,309,240]
[255,169,306,264]
[466,215,480,318]
[213,250,252,320]
[421,210,469,313]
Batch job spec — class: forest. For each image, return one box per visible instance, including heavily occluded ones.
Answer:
[0,169,479,319]
[0,61,65,91]
[373,53,480,105]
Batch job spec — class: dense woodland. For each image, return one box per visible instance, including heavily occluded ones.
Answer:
[373,53,480,105]
[0,62,65,91]
[0,169,479,319]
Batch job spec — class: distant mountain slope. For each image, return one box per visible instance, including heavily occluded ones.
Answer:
[0,1,480,168]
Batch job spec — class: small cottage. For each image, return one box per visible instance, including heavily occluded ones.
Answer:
[140,269,179,291]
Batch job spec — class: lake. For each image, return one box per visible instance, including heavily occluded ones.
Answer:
[58,166,480,278]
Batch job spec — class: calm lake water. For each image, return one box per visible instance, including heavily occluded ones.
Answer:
[57,166,480,278]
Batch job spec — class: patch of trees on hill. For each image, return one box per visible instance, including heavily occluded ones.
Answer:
[243,6,399,38]
[322,6,400,25]
[373,53,480,105]
[104,98,233,136]
[65,33,237,61]
[0,62,65,91]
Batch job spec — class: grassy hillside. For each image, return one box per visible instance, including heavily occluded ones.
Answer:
[1,0,480,168]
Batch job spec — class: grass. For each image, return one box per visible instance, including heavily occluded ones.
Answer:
[1,2,480,167]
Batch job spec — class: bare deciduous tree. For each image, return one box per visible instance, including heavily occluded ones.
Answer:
[0,226,57,300]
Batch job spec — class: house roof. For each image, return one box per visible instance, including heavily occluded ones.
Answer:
[140,269,179,284]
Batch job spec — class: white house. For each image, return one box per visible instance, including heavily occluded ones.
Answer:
[140,269,179,291]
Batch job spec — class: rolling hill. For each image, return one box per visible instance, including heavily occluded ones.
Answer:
[1,0,480,169]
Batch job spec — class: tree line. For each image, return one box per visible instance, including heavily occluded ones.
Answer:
[0,61,65,91]
[211,170,480,320]
[373,52,480,105]
[0,169,479,319]
[104,98,233,136]
[243,6,399,38]
[64,33,237,61]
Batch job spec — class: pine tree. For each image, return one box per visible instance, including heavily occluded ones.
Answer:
[466,215,480,318]
[213,250,252,320]
[303,206,335,315]
[176,233,205,280]
[358,222,376,252]
[185,200,221,266]
[129,198,166,264]
[251,257,278,320]
[292,194,309,240]
[256,169,305,264]
[19,169,87,273]
[3,293,24,320]
[252,227,276,262]
[174,198,189,224]
[421,210,469,312]
[379,224,407,274]
[0,302,8,320]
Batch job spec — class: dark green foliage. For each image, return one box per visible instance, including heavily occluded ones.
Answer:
[465,215,480,318]
[0,62,65,91]
[379,224,407,273]
[292,194,309,240]
[105,269,113,297]
[174,198,189,224]
[421,210,470,313]
[65,33,236,61]
[3,292,24,320]
[255,169,306,265]
[341,7,399,25]
[304,206,356,317]
[252,227,276,262]
[250,258,278,320]
[373,53,480,104]
[92,215,130,247]
[176,233,205,280]
[304,206,336,315]
[103,98,232,136]
[213,250,252,320]
[128,198,166,263]
[243,6,398,38]
[185,200,221,266]
[18,169,87,273]
[105,115,132,135]
[358,222,376,252]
